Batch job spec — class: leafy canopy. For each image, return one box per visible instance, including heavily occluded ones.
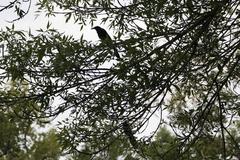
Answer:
[0,0,240,159]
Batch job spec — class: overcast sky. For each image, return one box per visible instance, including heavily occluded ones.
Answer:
[0,0,102,41]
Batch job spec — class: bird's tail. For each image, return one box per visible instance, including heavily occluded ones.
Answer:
[122,121,138,149]
[113,47,120,59]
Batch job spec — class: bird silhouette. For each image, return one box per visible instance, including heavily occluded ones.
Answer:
[92,26,120,59]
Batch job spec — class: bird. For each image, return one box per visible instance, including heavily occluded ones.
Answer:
[92,26,120,59]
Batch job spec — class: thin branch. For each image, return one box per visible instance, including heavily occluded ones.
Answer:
[216,82,226,160]
[0,0,17,12]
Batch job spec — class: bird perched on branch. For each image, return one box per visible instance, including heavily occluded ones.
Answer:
[92,26,120,59]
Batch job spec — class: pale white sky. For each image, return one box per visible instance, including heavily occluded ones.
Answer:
[0,0,103,41]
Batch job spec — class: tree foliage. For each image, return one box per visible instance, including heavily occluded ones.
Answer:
[1,0,240,159]
[0,81,63,160]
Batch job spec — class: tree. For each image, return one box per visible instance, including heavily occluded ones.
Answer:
[0,81,64,160]
[145,125,240,160]
[0,80,37,160]
[1,0,240,159]
[29,129,63,160]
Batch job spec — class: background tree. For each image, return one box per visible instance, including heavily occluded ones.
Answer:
[0,80,37,160]
[1,0,240,159]
[29,129,63,160]
[0,81,63,160]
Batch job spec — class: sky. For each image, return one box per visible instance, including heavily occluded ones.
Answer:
[0,0,101,41]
